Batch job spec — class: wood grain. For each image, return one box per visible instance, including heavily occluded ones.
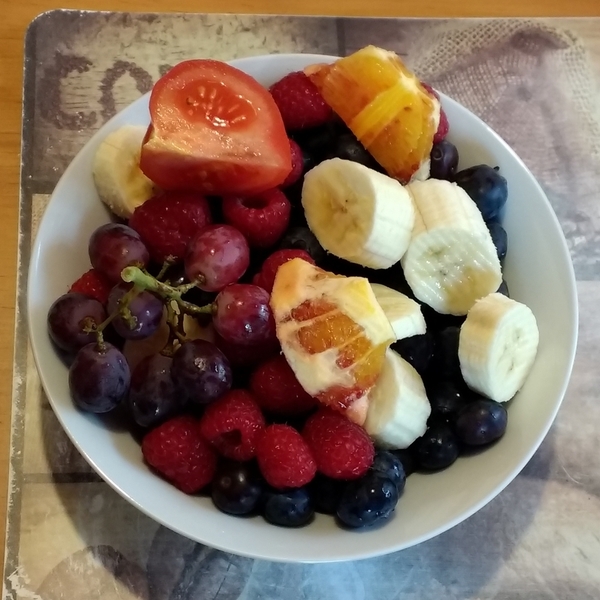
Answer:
[0,0,598,574]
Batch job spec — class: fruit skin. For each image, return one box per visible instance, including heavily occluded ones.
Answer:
[252,249,315,294]
[129,191,212,263]
[142,415,217,494]
[278,226,326,263]
[455,399,508,446]
[454,165,508,221]
[421,83,449,144]
[211,460,264,516]
[262,487,314,527]
[256,424,317,489]
[280,139,305,188]
[302,409,375,480]
[249,354,317,416]
[487,220,508,262]
[329,132,381,171]
[140,60,292,197]
[336,473,399,529]
[107,283,164,341]
[198,390,266,461]
[47,293,107,353]
[392,332,434,377]
[414,422,459,470]
[429,141,459,181]
[427,380,471,421]
[308,473,346,514]
[269,71,332,131]
[222,189,291,249]
[370,450,407,494]
[213,331,280,369]
[69,269,113,305]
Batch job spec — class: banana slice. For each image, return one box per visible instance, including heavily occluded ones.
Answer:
[364,349,431,449]
[458,292,539,403]
[301,158,415,269]
[92,125,156,218]
[401,179,502,315]
[370,283,426,340]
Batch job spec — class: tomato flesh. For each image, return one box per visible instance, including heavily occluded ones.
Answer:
[140,60,292,196]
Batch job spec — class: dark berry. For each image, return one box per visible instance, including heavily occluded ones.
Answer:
[309,474,346,515]
[455,399,508,447]
[429,140,459,180]
[211,461,264,516]
[279,227,326,264]
[497,279,510,297]
[427,380,471,420]
[290,122,339,161]
[454,165,508,221]
[262,487,314,527]
[392,332,434,377]
[429,326,462,382]
[391,449,417,477]
[370,450,406,494]
[69,268,112,305]
[414,422,459,471]
[329,133,381,170]
[487,220,508,262]
[252,249,315,294]
[281,139,305,188]
[420,303,466,333]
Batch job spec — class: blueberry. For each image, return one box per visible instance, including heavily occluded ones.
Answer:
[329,133,381,170]
[414,422,459,470]
[291,122,340,162]
[454,164,508,221]
[391,448,417,477]
[430,141,459,180]
[427,380,471,420]
[428,326,463,382]
[392,332,434,377]
[370,451,406,494]
[486,220,508,262]
[497,279,510,297]
[211,461,264,516]
[336,473,399,529]
[279,227,326,263]
[262,487,314,527]
[455,399,508,446]
[309,474,345,515]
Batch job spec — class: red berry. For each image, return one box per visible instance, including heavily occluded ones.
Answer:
[250,355,317,416]
[69,268,113,305]
[252,249,315,293]
[214,331,280,368]
[302,409,374,480]
[421,83,449,144]
[129,191,212,263]
[256,424,317,489]
[222,189,291,249]
[281,139,304,188]
[142,415,217,494]
[270,71,333,131]
[198,390,266,461]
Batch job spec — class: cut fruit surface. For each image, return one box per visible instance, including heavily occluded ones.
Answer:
[305,46,440,184]
[270,258,395,425]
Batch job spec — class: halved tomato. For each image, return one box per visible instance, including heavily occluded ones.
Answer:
[140,60,292,196]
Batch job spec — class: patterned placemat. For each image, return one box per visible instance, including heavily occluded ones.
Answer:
[6,11,600,599]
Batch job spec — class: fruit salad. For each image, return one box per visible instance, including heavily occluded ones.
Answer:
[47,46,540,531]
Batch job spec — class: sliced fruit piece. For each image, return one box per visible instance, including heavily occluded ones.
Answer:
[301,158,415,269]
[270,258,395,425]
[401,179,502,315]
[305,46,440,184]
[364,349,431,449]
[140,59,292,196]
[370,283,426,341]
[92,125,156,218]
[458,292,539,403]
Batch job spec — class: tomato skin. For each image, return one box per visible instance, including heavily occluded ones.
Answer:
[140,60,292,196]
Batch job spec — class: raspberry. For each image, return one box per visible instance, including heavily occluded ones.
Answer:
[421,83,449,144]
[269,71,333,131]
[142,415,217,494]
[302,409,374,480]
[256,424,317,489]
[250,355,317,416]
[281,139,304,188]
[222,189,291,249]
[69,268,112,305]
[129,191,212,263]
[198,390,266,461]
[252,249,315,293]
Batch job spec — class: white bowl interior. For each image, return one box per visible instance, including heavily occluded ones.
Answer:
[27,53,578,563]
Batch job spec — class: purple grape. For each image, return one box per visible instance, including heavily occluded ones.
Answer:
[213,284,274,346]
[184,224,250,292]
[89,223,150,283]
[107,282,163,340]
[47,292,106,353]
[170,340,232,405]
[69,342,130,413]
[129,354,181,427]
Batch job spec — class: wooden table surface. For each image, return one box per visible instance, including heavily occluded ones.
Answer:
[0,0,598,571]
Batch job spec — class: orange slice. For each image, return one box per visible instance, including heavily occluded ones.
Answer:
[305,45,440,184]
[270,258,395,425]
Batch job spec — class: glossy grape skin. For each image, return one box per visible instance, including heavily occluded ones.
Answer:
[129,354,180,428]
[170,339,232,405]
[370,451,406,494]
[336,473,399,529]
[455,399,508,446]
[213,284,275,346]
[262,487,314,528]
[69,342,130,413]
[211,461,264,516]
[414,422,459,471]
[429,140,459,180]
[89,223,150,283]
[47,293,106,353]
[184,224,250,292]
[107,283,164,340]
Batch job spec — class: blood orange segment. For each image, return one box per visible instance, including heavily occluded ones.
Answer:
[270,258,395,425]
[305,46,439,184]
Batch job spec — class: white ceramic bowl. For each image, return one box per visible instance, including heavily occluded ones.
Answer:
[28,53,578,563]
